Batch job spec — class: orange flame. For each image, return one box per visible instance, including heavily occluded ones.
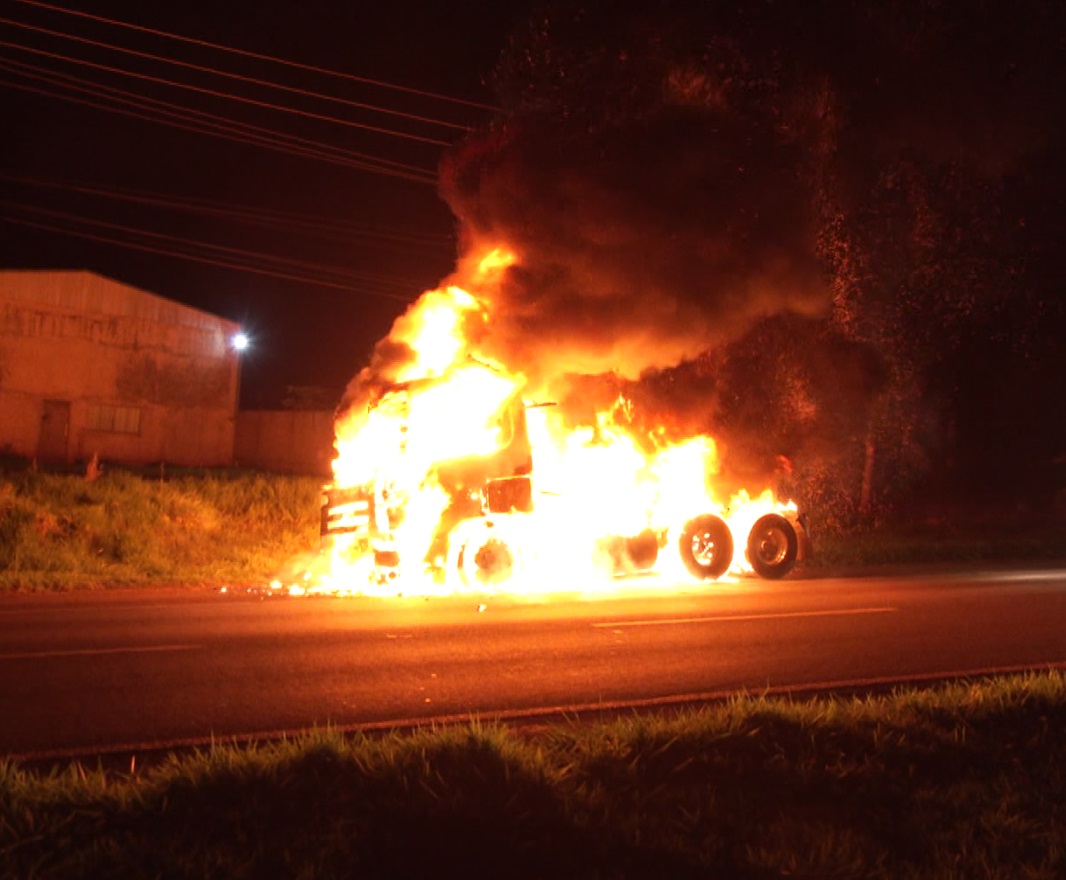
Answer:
[310,245,800,598]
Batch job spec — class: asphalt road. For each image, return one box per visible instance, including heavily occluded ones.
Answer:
[2,565,1065,761]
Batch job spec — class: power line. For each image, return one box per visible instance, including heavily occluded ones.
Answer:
[12,0,500,112]
[2,209,420,303]
[5,214,416,302]
[0,15,473,132]
[0,39,454,146]
[0,72,435,183]
[0,173,455,248]
[0,55,439,179]
[0,65,439,183]
[1,200,426,290]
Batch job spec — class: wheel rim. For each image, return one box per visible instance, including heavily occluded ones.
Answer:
[466,537,515,586]
[691,530,722,566]
[753,525,789,566]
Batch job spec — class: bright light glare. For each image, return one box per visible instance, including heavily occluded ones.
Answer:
[231,332,250,351]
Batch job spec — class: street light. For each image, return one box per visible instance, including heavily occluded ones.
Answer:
[230,331,249,423]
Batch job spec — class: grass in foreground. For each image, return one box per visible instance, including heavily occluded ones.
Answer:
[2,671,1064,879]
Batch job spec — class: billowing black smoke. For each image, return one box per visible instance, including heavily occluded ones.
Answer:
[439,93,828,387]
[342,0,1065,513]
[429,1,840,487]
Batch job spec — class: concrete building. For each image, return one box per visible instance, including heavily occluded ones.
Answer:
[0,270,240,467]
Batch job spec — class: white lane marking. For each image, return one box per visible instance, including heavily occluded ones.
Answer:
[0,644,201,660]
[592,607,897,628]
[972,569,1066,583]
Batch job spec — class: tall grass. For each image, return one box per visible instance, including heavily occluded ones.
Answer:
[1,671,1064,879]
[0,469,321,589]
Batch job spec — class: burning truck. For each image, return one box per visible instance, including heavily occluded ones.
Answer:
[309,248,808,598]
[317,314,807,595]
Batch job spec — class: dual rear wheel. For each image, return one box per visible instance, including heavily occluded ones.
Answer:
[679,512,799,581]
[451,510,801,588]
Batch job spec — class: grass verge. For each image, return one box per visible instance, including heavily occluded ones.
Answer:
[2,670,1064,879]
[0,468,321,590]
[2,468,1064,591]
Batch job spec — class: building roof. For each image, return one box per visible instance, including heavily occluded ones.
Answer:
[0,269,239,333]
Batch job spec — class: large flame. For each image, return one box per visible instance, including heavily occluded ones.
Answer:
[300,245,798,598]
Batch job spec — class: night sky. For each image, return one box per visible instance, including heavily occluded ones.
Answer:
[2,0,521,406]
[4,0,1065,516]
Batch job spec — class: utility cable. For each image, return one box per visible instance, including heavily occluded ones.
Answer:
[0,39,454,146]
[0,15,473,132]
[0,200,425,290]
[11,0,500,111]
[2,213,419,303]
[0,56,438,180]
[0,173,454,247]
[0,72,439,183]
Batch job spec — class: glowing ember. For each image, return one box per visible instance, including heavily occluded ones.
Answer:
[304,245,804,598]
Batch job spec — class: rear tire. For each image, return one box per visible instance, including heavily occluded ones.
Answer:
[456,528,518,589]
[746,514,798,579]
[678,514,733,579]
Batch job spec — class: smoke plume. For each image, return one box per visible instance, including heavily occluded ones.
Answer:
[439,106,828,386]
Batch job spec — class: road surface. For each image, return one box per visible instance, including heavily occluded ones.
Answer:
[2,565,1065,761]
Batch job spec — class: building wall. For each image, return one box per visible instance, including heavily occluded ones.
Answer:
[0,270,240,466]
[234,410,334,476]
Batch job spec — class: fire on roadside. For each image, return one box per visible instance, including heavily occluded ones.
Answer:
[289,246,803,598]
